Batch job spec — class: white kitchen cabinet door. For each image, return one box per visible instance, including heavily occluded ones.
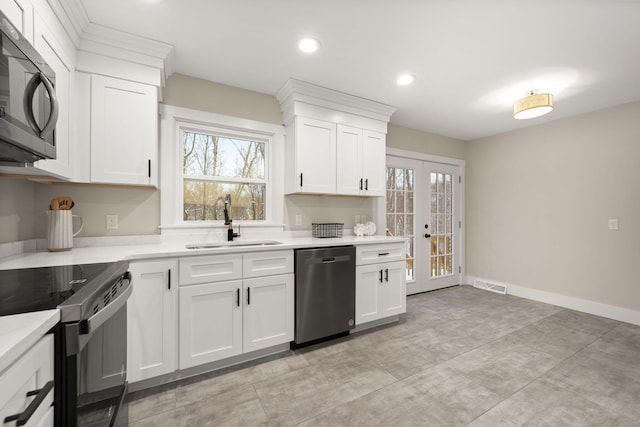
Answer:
[294,116,336,194]
[361,130,386,196]
[90,75,158,186]
[0,335,54,427]
[179,280,243,369]
[355,264,383,324]
[243,274,294,353]
[380,261,407,317]
[32,13,75,180]
[127,260,177,383]
[0,0,33,42]
[336,124,363,196]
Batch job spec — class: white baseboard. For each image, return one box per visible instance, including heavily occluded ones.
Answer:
[465,276,640,326]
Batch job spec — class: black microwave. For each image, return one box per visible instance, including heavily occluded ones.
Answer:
[0,10,58,166]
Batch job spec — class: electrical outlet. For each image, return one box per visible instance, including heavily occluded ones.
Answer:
[608,218,619,230]
[355,215,361,224]
[295,214,302,226]
[106,214,119,230]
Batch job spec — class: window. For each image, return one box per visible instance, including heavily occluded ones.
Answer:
[181,128,268,222]
[159,105,284,231]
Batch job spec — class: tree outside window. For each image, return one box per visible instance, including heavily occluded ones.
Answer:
[182,130,267,221]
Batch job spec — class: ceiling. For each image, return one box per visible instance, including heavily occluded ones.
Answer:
[78,0,640,141]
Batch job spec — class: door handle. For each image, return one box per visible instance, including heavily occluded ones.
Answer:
[359,178,363,190]
[236,288,240,307]
[365,179,368,191]
[425,233,431,238]
[247,287,251,305]
[300,173,303,187]
[167,269,171,290]
[385,268,389,282]
[379,269,383,283]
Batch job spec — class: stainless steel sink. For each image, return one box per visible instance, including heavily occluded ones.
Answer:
[185,240,282,250]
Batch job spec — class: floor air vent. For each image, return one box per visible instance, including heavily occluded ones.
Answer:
[473,279,508,295]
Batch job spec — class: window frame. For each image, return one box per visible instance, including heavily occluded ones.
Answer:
[160,105,285,233]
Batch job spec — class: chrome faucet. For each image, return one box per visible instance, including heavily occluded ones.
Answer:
[223,201,240,241]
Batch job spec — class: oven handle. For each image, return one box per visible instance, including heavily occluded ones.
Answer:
[82,277,132,337]
[71,274,132,354]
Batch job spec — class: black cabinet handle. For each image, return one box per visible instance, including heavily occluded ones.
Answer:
[4,380,54,426]
[385,268,389,282]
[236,288,240,307]
[359,178,363,190]
[148,159,151,178]
[167,269,171,290]
[379,269,383,283]
[378,252,389,257]
[365,179,368,191]
[247,287,251,305]
[300,173,303,187]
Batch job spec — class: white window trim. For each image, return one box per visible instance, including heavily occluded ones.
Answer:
[159,104,285,234]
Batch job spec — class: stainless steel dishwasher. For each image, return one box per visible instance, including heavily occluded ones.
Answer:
[294,245,356,346]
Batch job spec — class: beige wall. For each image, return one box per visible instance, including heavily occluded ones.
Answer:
[163,73,283,125]
[284,195,376,231]
[0,178,36,243]
[386,123,466,159]
[466,101,640,311]
[32,183,160,238]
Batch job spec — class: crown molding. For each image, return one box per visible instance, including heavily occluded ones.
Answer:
[276,78,397,125]
[56,0,174,86]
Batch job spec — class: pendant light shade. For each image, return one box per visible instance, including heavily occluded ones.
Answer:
[513,92,553,119]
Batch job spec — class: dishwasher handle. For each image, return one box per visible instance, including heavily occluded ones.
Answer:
[322,257,336,263]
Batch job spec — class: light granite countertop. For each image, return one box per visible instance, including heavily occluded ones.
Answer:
[0,310,59,373]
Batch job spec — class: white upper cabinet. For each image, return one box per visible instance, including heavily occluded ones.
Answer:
[31,11,76,180]
[277,79,396,197]
[89,75,158,186]
[0,0,34,42]
[293,116,337,194]
[336,125,386,196]
[361,130,386,196]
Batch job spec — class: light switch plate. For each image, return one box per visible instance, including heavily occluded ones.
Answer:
[608,219,619,230]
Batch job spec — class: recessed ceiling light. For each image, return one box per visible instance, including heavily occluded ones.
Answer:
[397,74,416,86]
[298,38,320,53]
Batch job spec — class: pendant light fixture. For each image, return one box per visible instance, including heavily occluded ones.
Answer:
[513,91,554,119]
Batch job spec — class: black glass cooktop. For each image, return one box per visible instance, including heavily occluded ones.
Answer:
[0,262,119,317]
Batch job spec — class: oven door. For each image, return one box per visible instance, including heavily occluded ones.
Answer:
[61,277,131,427]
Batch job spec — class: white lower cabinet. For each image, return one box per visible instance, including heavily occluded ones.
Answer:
[127,259,177,383]
[178,251,294,370]
[0,334,54,427]
[243,274,294,353]
[355,243,406,325]
[179,280,243,369]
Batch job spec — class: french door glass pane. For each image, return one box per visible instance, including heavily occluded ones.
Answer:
[430,172,454,277]
[386,166,414,281]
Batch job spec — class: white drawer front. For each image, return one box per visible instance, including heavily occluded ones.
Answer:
[243,251,293,278]
[0,334,54,427]
[180,255,242,285]
[356,243,405,265]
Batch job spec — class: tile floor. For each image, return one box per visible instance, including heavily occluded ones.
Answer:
[124,285,640,426]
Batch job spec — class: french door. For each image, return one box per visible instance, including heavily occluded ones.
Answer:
[386,157,461,294]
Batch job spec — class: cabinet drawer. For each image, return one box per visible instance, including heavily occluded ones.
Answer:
[0,334,54,427]
[356,243,405,265]
[243,251,293,278]
[180,255,242,285]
